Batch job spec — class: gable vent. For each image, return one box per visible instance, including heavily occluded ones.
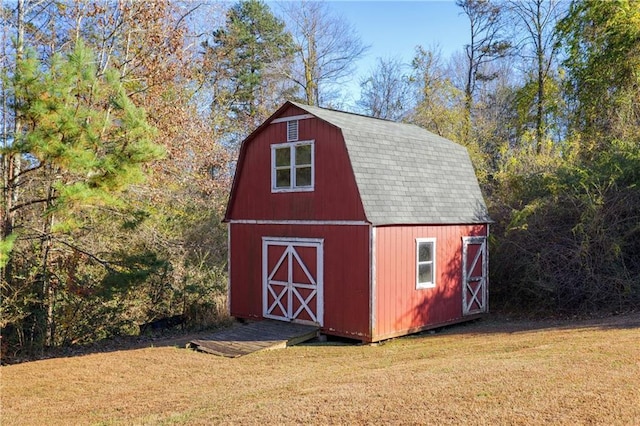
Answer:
[287,120,299,141]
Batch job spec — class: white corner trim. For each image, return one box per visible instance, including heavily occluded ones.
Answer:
[271,114,314,124]
[370,226,377,337]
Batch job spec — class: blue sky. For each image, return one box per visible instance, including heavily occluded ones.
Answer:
[325,1,469,103]
[329,1,468,59]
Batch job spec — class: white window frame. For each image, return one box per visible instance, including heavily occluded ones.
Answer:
[271,140,315,193]
[416,238,436,289]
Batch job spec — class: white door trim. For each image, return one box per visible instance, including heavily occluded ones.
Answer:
[462,236,488,316]
[262,237,324,326]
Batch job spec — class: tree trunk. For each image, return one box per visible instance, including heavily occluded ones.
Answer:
[535,0,545,153]
[2,0,26,282]
[41,177,56,347]
[464,41,475,144]
[304,34,317,106]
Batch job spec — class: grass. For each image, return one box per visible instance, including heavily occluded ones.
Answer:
[2,313,639,425]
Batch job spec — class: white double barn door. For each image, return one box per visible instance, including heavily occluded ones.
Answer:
[262,238,323,326]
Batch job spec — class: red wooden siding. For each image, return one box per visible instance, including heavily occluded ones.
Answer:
[229,223,372,340]
[373,224,487,340]
[226,105,366,222]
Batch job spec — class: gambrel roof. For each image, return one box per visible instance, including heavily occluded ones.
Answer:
[289,101,491,226]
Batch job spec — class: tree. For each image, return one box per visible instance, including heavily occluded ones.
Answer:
[507,0,564,150]
[0,1,262,359]
[558,0,640,152]
[410,47,466,140]
[557,0,640,306]
[205,0,294,127]
[457,0,511,140]
[281,1,368,106]
[1,41,163,350]
[357,57,412,121]
[70,1,234,335]
[489,0,640,314]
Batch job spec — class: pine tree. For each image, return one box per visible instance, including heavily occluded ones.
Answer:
[1,40,163,350]
[206,0,293,126]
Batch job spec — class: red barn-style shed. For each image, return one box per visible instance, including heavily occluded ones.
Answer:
[224,101,491,342]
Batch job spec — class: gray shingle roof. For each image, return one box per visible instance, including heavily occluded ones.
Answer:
[291,102,491,225]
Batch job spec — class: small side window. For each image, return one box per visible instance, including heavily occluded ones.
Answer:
[416,238,436,289]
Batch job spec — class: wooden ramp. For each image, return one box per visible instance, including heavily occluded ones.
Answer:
[187,320,319,358]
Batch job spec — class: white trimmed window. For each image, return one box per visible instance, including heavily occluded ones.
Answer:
[416,238,436,289]
[271,141,314,192]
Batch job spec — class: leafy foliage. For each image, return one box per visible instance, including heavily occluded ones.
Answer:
[558,0,640,148]
[491,140,640,313]
[11,43,162,211]
[1,40,164,353]
[203,0,294,140]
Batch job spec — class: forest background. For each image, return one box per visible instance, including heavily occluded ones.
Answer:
[1,0,639,359]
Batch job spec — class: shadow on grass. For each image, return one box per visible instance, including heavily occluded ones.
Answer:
[404,310,640,341]
[3,322,233,365]
[5,312,638,365]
